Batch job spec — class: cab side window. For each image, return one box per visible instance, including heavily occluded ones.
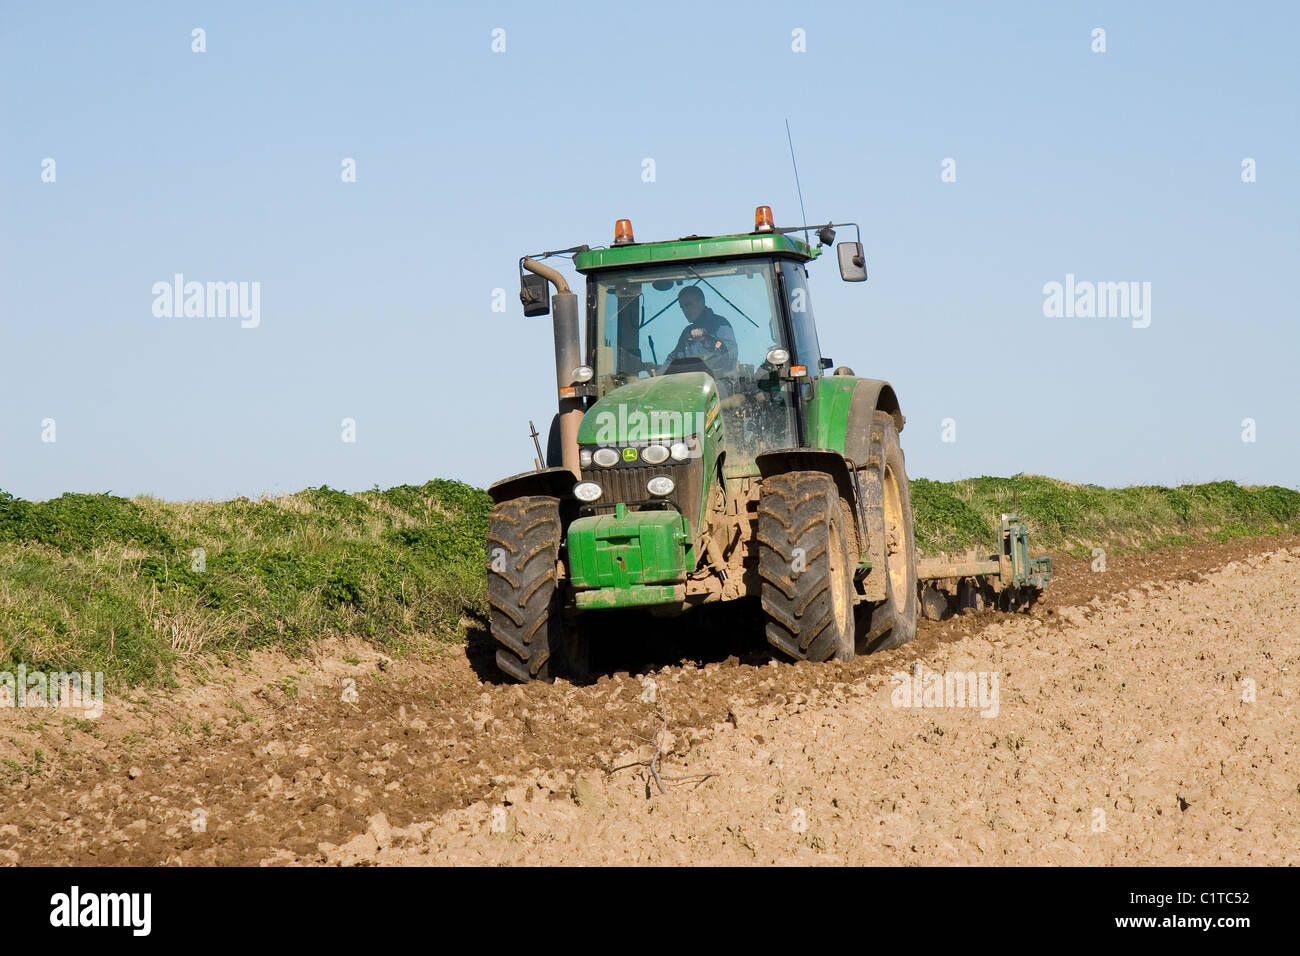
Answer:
[780,260,822,378]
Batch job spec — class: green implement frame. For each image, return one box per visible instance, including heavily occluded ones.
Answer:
[914,513,1053,618]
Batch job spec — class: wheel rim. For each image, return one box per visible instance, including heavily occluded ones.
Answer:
[882,462,908,614]
[828,512,850,633]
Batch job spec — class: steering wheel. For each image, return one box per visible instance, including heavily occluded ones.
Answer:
[661,356,713,376]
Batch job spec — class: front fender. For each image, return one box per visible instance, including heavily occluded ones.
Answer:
[488,467,576,504]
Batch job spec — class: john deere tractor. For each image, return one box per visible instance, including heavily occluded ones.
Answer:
[487,207,917,682]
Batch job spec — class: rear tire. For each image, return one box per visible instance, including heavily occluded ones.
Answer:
[487,496,584,683]
[758,471,856,663]
[859,411,919,652]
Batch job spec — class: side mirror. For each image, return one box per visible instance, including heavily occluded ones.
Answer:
[520,274,551,316]
[819,357,833,370]
[837,242,867,282]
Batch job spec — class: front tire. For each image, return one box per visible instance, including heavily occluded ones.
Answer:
[487,495,583,682]
[758,471,856,663]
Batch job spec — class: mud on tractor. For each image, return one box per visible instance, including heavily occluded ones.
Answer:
[487,207,1050,683]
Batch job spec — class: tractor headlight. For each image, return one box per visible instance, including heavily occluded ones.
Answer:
[640,444,669,464]
[766,347,790,367]
[669,441,690,461]
[646,476,675,497]
[572,365,594,383]
[579,447,593,468]
[573,482,603,502]
[592,448,619,468]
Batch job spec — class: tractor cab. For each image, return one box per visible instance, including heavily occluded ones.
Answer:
[572,209,863,477]
[588,256,800,476]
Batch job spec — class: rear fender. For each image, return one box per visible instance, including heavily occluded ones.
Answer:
[807,376,902,461]
[842,378,904,464]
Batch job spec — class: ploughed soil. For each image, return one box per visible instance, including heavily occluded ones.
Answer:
[2,534,1298,865]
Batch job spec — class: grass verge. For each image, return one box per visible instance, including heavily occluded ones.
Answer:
[911,475,1300,557]
[2,475,1296,686]
[0,481,488,687]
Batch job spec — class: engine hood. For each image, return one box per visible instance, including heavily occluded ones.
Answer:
[577,372,721,445]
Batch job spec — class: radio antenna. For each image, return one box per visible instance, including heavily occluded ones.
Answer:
[785,118,809,245]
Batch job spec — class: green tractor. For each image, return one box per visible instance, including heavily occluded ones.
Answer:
[487,206,921,682]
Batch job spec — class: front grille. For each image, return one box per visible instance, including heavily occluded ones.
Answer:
[582,463,664,507]
[580,458,704,541]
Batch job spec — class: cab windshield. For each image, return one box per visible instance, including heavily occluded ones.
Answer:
[590,259,798,475]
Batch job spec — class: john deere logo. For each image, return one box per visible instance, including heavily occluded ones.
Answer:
[622,447,638,462]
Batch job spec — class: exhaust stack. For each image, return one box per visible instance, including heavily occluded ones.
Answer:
[522,257,583,478]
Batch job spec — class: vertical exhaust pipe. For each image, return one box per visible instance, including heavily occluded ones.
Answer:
[523,258,583,478]
[552,293,583,478]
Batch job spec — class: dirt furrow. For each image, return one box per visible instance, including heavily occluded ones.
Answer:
[2,535,1297,866]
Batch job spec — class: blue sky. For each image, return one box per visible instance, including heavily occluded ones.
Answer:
[2,0,1296,501]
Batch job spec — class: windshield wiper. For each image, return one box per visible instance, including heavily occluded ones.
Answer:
[683,268,760,328]
[637,271,761,331]
[639,294,679,330]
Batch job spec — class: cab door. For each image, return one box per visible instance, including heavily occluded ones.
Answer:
[776,258,825,445]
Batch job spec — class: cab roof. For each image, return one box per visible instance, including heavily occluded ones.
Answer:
[572,232,816,274]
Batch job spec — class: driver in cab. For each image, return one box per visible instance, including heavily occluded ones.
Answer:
[662,285,737,375]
